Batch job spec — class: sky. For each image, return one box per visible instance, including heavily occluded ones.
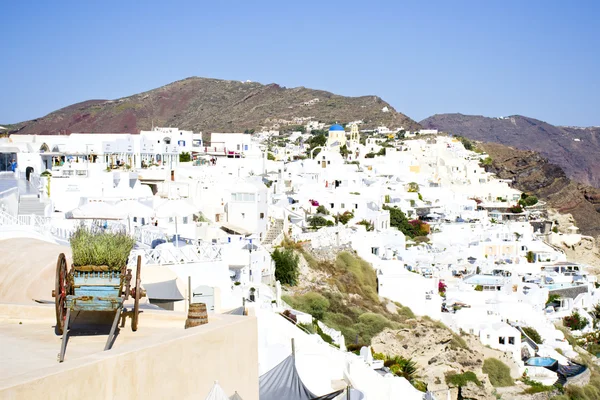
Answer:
[1,0,599,126]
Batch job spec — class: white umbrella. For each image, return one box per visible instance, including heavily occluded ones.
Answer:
[204,381,229,400]
[155,199,197,247]
[114,200,155,233]
[66,202,125,220]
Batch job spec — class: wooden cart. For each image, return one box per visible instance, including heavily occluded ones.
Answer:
[53,254,144,362]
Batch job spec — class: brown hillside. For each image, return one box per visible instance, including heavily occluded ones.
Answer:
[8,77,420,135]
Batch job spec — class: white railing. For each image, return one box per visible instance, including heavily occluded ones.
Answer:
[129,242,223,266]
[133,226,168,247]
[0,208,19,225]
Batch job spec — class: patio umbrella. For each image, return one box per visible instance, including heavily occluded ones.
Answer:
[66,202,125,220]
[114,200,155,233]
[155,198,197,247]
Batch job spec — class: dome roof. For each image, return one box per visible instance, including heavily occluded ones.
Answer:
[329,124,345,131]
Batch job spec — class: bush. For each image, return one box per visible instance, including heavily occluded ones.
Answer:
[308,215,330,228]
[482,358,514,387]
[522,377,555,394]
[334,211,354,225]
[301,292,330,320]
[267,152,276,161]
[356,219,374,231]
[179,152,191,162]
[70,225,135,270]
[316,205,329,215]
[522,326,543,344]
[383,355,419,383]
[563,311,589,331]
[445,371,480,387]
[272,248,300,286]
[474,285,483,291]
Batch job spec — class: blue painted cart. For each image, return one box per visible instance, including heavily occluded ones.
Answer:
[53,253,143,362]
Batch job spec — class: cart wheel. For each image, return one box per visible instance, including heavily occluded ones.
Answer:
[132,256,141,332]
[55,253,68,335]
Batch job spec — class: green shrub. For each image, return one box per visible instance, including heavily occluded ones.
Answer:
[445,371,480,387]
[474,285,484,291]
[316,205,329,215]
[267,152,276,161]
[334,211,354,225]
[522,377,555,394]
[522,326,543,344]
[308,215,330,228]
[482,358,514,387]
[383,355,419,383]
[179,152,191,162]
[563,311,589,331]
[70,225,135,270]
[287,292,330,320]
[272,248,300,286]
[546,294,561,306]
[356,219,374,231]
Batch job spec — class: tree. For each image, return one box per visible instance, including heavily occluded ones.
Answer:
[316,205,329,215]
[179,152,191,162]
[340,144,349,158]
[267,152,276,161]
[407,182,420,193]
[308,215,330,228]
[383,206,429,238]
[272,248,300,286]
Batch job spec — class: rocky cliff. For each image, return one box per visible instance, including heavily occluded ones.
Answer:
[420,114,600,187]
[478,142,600,239]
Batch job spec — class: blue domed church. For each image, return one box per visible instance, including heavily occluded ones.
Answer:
[326,124,347,150]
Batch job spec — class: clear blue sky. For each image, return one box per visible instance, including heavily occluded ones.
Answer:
[1,0,599,126]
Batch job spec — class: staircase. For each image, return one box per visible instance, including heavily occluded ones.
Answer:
[18,196,47,216]
[262,219,284,245]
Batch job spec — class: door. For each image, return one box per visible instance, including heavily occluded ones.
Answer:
[321,161,326,168]
[192,285,214,312]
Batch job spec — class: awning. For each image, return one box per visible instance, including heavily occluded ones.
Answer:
[143,279,184,301]
[0,146,20,153]
[220,223,251,236]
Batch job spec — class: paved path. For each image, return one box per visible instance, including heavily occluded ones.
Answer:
[0,172,37,195]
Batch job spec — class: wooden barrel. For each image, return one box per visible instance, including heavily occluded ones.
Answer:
[185,303,208,328]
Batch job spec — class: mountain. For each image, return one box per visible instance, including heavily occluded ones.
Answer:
[7,77,420,136]
[478,142,600,239]
[420,113,600,188]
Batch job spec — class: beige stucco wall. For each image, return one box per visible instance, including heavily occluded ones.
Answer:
[0,313,259,400]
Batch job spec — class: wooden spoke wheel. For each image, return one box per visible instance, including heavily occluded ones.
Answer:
[131,256,142,332]
[55,253,68,335]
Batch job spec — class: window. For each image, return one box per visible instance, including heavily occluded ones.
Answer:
[371,247,379,255]
[486,334,490,340]
[260,213,264,219]
[232,193,256,202]
[341,203,345,209]
[355,204,358,209]
[330,203,334,209]
[499,337,505,345]
[241,213,245,218]
[508,337,515,345]
[327,161,331,164]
